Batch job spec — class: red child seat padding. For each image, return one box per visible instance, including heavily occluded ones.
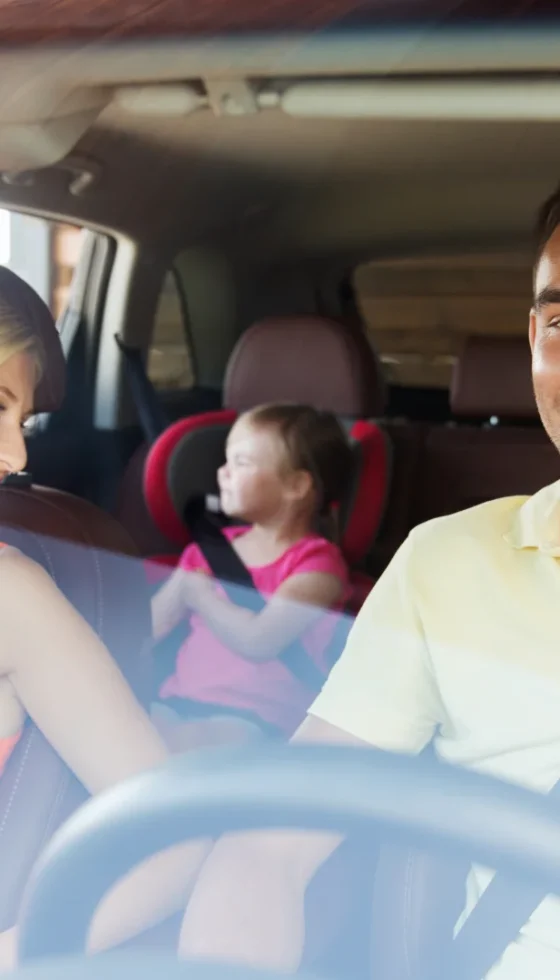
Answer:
[144,411,390,571]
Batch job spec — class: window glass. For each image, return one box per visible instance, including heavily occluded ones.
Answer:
[147,271,195,391]
[354,254,531,389]
[0,212,84,319]
[51,222,84,318]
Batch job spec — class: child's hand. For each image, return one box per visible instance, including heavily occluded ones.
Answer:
[183,571,215,610]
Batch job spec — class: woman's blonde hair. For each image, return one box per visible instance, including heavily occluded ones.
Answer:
[0,303,43,386]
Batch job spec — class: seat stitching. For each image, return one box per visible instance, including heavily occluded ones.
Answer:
[0,489,105,637]
[35,768,72,855]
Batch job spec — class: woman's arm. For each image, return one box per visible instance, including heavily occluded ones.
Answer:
[0,550,209,959]
[183,571,344,663]
[0,550,166,793]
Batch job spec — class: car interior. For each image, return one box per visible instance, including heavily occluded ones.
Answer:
[2,9,560,980]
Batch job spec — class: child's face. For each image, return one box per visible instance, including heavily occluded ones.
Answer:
[218,417,311,523]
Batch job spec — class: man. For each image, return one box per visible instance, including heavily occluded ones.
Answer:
[178,189,560,980]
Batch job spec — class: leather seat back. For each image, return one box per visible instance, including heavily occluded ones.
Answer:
[369,843,469,980]
[0,268,151,929]
[413,336,560,526]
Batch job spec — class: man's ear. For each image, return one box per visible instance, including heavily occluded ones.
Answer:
[529,309,537,352]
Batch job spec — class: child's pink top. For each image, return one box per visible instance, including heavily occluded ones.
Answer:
[159,527,348,734]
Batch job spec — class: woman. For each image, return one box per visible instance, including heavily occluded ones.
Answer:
[0,306,207,968]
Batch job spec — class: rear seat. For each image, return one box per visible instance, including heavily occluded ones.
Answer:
[143,316,391,609]
[412,336,560,525]
[139,315,388,966]
[368,419,426,576]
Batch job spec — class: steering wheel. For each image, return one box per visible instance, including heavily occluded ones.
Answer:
[12,743,560,978]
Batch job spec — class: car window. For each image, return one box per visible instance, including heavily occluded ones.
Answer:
[147,270,195,392]
[0,211,84,322]
[354,253,531,390]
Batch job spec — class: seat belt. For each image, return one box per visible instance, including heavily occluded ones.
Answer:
[115,335,169,443]
[186,500,329,695]
[441,776,560,980]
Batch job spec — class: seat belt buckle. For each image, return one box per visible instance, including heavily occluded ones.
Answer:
[0,472,33,488]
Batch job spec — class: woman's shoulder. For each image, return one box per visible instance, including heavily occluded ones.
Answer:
[0,543,24,567]
[0,546,52,589]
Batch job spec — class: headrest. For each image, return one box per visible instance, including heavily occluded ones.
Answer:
[451,336,537,420]
[144,412,390,568]
[224,316,386,417]
[0,267,65,413]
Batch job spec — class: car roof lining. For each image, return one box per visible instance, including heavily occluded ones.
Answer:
[0,29,559,264]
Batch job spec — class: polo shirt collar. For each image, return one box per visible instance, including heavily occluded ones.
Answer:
[505,479,560,555]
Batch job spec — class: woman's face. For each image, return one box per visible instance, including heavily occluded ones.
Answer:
[0,352,34,480]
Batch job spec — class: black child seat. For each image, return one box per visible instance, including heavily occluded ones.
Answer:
[142,315,391,616]
[0,268,152,931]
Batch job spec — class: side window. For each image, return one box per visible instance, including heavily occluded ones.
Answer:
[147,271,195,391]
[0,211,85,321]
[0,212,86,437]
[51,223,85,319]
[354,256,530,390]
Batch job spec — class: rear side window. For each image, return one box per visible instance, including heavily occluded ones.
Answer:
[147,271,195,391]
[354,255,531,390]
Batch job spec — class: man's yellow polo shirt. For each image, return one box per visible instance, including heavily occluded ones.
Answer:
[310,481,560,980]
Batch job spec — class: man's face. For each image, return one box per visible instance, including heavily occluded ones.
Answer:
[530,224,560,453]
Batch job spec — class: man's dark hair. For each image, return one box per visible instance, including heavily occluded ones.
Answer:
[535,184,560,281]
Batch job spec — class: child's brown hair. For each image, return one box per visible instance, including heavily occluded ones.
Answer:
[246,402,354,539]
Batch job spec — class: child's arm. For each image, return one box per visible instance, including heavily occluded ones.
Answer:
[151,560,212,642]
[151,543,212,642]
[183,570,344,663]
[151,566,189,641]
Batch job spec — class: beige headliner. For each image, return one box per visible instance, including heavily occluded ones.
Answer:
[0,33,559,266]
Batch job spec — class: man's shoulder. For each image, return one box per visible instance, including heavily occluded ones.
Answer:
[409,495,529,556]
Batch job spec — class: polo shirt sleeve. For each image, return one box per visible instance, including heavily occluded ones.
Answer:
[309,532,443,754]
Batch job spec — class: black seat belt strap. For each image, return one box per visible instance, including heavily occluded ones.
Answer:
[443,776,560,980]
[115,335,169,443]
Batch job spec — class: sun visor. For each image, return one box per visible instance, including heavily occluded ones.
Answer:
[0,87,110,173]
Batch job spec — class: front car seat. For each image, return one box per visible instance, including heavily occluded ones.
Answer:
[0,268,152,930]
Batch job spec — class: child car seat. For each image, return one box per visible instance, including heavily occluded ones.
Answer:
[143,315,391,609]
